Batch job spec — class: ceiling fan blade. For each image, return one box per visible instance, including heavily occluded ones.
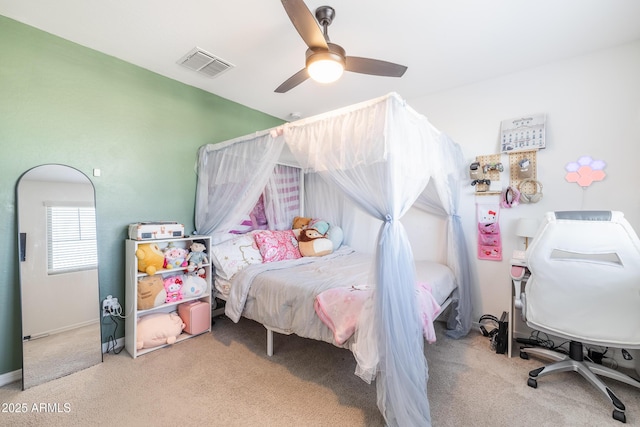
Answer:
[281,0,328,50]
[275,68,310,93]
[345,57,408,77]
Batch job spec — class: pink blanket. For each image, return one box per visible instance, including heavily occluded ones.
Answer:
[314,282,442,345]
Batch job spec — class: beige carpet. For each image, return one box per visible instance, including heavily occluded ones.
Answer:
[22,322,102,390]
[1,317,639,426]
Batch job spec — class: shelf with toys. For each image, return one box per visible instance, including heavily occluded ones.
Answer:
[124,236,212,358]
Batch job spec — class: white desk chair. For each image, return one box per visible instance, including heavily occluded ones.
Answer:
[520,211,640,424]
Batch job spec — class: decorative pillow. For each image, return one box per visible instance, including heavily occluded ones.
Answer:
[253,229,302,263]
[325,224,344,250]
[228,214,255,235]
[297,228,333,257]
[249,194,268,231]
[210,233,263,279]
[229,196,268,234]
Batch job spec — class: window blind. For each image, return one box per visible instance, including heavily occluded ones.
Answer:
[46,205,97,274]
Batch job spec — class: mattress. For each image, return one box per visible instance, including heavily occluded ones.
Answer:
[222,248,457,347]
[415,259,457,306]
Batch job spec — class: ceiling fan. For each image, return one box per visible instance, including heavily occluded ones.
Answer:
[275,0,408,93]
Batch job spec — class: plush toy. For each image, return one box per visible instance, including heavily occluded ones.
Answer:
[163,275,184,303]
[298,228,333,257]
[136,312,185,350]
[186,240,208,272]
[135,243,166,275]
[137,276,167,310]
[325,224,344,250]
[181,274,207,298]
[164,246,189,269]
[292,216,312,230]
[308,219,330,235]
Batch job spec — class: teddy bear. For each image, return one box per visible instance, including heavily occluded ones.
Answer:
[297,228,333,257]
[186,240,208,273]
[164,246,189,269]
[135,243,166,275]
[292,216,312,230]
[136,312,185,350]
[163,275,184,303]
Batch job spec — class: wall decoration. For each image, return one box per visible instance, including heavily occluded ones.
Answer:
[476,203,502,261]
[564,155,606,187]
[501,114,546,152]
[473,153,502,195]
[508,150,538,196]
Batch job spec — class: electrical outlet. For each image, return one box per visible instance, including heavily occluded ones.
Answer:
[102,295,115,317]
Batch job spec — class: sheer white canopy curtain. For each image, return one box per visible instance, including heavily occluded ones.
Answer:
[194,131,284,239]
[414,134,473,339]
[284,94,438,426]
[194,93,473,427]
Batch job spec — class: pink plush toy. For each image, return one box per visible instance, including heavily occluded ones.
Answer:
[163,275,184,303]
[136,312,185,350]
[164,246,189,269]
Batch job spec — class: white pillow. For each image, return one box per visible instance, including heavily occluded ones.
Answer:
[210,232,263,279]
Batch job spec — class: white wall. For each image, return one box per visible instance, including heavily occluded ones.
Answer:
[407,40,640,328]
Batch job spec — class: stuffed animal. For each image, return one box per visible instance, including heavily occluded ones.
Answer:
[308,219,330,235]
[181,274,207,298]
[136,243,166,275]
[292,216,312,230]
[136,312,185,350]
[163,275,184,303]
[164,246,189,269]
[186,240,208,272]
[298,228,333,257]
[137,276,167,310]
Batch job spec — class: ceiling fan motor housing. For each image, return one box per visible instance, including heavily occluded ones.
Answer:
[315,6,336,27]
[305,43,346,68]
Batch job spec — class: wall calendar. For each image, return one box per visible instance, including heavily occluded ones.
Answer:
[500,114,546,153]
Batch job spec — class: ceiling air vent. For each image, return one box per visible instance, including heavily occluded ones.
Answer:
[177,47,234,78]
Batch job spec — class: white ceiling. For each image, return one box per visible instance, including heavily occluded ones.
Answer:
[2,0,640,121]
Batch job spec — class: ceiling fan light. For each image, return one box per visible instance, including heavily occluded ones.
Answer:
[307,53,344,84]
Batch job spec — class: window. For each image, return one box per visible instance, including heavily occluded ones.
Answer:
[46,204,97,274]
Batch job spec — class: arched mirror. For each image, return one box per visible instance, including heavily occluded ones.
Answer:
[16,164,102,390]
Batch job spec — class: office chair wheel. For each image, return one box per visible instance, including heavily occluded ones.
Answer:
[527,378,537,388]
[519,351,529,360]
[613,409,626,423]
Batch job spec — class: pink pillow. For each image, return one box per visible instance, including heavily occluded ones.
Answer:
[253,230,302,263]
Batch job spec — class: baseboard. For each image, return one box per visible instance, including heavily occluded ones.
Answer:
[0,369,21,387]
[102,337,125,354]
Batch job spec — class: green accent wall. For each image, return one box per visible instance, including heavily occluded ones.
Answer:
[0,15,283,376]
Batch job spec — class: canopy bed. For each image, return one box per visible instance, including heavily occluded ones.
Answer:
[194,92,472,426]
